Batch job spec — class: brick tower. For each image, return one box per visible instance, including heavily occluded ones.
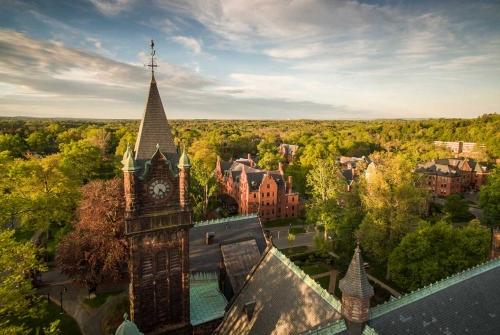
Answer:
[339,244,374,333]
[122,41,192,334]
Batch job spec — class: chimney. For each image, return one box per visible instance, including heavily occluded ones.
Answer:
[278,162,284,175]
[247,153,254,167]
[205,232,215,245]
[287,175,293,193]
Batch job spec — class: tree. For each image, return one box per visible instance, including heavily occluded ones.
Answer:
[0,154,79,232]
[479,167,500,226]
[0,133,26,157]
[257,135,281,170]
[59,140,102,183]
[357,152,428,270]
[388,220,490,291]
[0,230,47,334]
[443,194,473,223]
[57,178,127,291]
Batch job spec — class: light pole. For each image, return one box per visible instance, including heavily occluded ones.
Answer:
[60,287,67,314]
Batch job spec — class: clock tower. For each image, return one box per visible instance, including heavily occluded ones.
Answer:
[122,41,192,334]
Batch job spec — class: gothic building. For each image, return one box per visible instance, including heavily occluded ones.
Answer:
[215,156,300,221]
[121,44,500,335]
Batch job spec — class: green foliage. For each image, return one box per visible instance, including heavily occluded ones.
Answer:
[59,140,102,183]
[0,230,47,334]
[388,220,490,291]
[0,133,26,157]
[479,167,500,226]
[443,194,473,223]
[357,152,428,267]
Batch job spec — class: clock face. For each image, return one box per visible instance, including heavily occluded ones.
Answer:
[148,179,171,200]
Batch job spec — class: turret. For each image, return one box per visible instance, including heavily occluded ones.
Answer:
[122,144,139,216]
[339,244,374,326]
[178,146,191,210]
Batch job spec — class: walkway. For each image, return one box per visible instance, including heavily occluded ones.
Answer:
[38,268,126,335]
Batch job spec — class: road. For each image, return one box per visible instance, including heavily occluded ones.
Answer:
[268,226,316,249]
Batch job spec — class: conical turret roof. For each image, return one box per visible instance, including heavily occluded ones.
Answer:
[339,244,374,299]
[134,74,177,160]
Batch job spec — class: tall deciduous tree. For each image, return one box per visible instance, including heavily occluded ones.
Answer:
[388,220,490,291]
[0,230,47,334]
[357,152,428,270]
[479,167,500,226]
[57,178,127,290]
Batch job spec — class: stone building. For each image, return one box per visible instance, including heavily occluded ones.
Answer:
[416,158,488,196]
[215,156,300,221]
[278,143,299,162]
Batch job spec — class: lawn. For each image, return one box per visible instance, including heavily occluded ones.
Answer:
[289,226,306,234]
[302,263,330,276]
[281,246,309,256]
[83,289,125,308]
[26,300,82,335]
[315,275,330,290]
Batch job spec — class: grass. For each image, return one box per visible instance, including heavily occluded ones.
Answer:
[289,226,306,234]
[280,246,309,256]
[302,263,330,276]
[26,300,82,335]
[83,289,124,308]
[315,275,330,290]
[263,217,304,228]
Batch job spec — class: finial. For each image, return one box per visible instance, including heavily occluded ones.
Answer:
[148,39,158,76]
[156,143,160,150]
[123,312,128,321]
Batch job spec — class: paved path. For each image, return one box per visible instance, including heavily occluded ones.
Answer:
[366,274,401,298]
[38,269,126,335]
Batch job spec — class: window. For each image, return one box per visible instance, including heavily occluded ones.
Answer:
[267,202,269,206]
[156,251,167,272]
[267,192,270,197]
[267,184,270,189]
[261,193,264,197]
[292,205,295,210]
[253,194,256,198]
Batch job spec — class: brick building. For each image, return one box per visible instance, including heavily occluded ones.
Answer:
[215,156,300,221]
[278,143,299,162]
[416,158,488,196]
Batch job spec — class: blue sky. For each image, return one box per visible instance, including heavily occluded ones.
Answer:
[0,0,499,119]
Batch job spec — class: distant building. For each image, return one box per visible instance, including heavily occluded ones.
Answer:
[278,143,299,162]
[416,158,488,196]
[339,156,371,190]
[216,155,300,222]
[434,141,485,157]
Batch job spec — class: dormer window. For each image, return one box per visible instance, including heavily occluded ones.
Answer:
[244,301,256,320]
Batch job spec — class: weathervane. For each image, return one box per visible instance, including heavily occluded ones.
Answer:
[148,39,158,75]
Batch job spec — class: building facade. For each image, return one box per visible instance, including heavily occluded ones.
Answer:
[416,158,488,196]
[278,143,299,163]
[216,156,300,221]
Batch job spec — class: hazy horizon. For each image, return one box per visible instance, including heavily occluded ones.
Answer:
[1,1,500,120]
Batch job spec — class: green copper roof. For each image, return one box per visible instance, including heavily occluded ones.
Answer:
[121,144,137,172]
[190,272,228,326]
[301,319,347,334]
[115,313,143,335]
[178,146,191,168]
[370,257,500,319]
[193,213,258,227]
[269,247,342,312]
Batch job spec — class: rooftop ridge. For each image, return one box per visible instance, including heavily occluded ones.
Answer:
[301,319,347,334]
[370,257,500,319]
[193,213,258,227]
[191,271,218,282]
[269,247,342,312]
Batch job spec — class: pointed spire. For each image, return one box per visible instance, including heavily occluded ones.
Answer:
[178,145,191,169]
[134,41,177,160]
[122,144,137,171]
[339,243,374,299]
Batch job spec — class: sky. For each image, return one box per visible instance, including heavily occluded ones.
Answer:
[0,0,499,120]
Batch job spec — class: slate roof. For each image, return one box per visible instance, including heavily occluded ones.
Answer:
[367,258,500,335]
[221,240,262,293]
[216,247,342,335]
[416,158,488,177]
[189,214,267,274]
[190,272,228,326]
[339,245,374,299]
[134,74,177,161]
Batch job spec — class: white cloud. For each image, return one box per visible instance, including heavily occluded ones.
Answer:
[89,0,135,16]
[173,36,202,54]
